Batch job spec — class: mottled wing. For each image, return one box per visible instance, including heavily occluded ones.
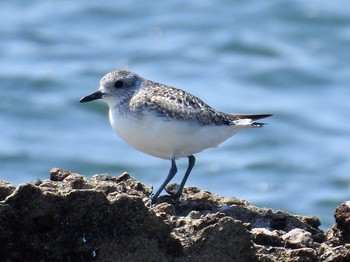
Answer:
[130,80,233,126]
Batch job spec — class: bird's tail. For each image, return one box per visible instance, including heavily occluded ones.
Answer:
[228,113,273,127]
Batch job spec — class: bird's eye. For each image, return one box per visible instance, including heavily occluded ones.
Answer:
[114,80,124,88]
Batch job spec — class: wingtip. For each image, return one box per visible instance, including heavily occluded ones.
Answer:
[232,113,273,121]
[251,113,273,120]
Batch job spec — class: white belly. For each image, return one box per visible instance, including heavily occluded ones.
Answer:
[109,109,247,160]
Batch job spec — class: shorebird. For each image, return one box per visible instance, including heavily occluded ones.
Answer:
[80,70,272,205]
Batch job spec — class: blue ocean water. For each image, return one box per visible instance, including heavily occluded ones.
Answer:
[1,1,349,230]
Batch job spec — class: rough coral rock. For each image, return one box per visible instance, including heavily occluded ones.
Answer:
[0,168,349,261]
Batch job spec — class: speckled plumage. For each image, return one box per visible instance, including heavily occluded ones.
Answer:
[130,80,234,126]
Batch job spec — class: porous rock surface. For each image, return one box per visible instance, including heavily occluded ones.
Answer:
[0,168,349,261]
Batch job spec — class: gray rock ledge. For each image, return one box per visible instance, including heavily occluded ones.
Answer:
[0,168,349,262]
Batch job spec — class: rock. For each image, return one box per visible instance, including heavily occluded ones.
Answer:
[251,228,284,247]
[282,228,313,248]
[181,216,255,262]
[325,201,350,245]
[50,167,72,181]
[334,201,350,234]
[0,169,349,261]
[0,180,16,201]
[319,243,350,262]
[0,182,180,261]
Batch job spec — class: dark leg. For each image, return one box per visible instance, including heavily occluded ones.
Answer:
[173,155,196,202]
[150,158,177,205]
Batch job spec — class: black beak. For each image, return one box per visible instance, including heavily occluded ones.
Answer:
[79,91,103,103]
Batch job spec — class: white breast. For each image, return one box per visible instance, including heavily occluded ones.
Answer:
[109,109,248,160]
